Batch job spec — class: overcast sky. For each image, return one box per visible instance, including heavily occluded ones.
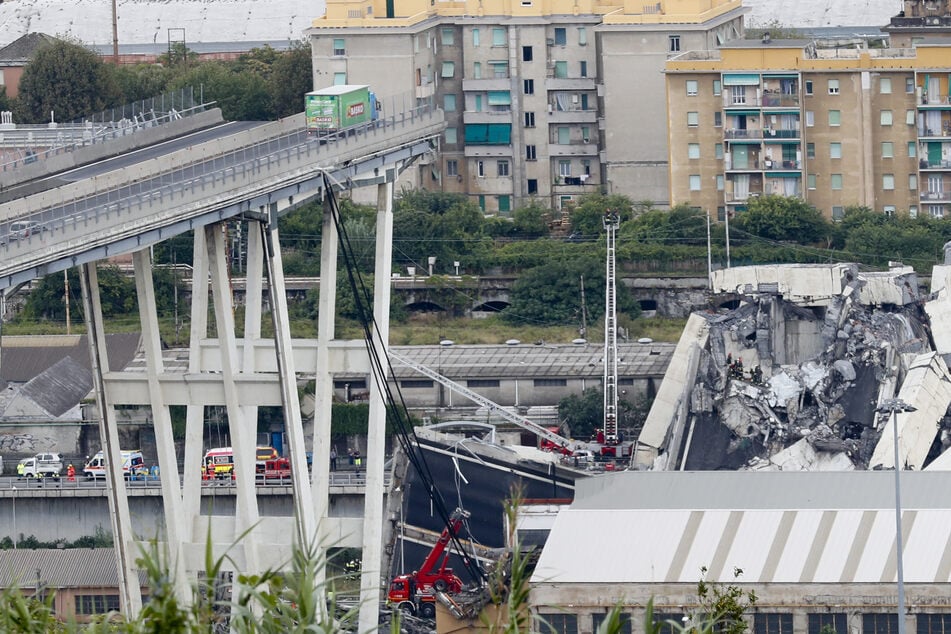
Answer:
[0,0,900,50]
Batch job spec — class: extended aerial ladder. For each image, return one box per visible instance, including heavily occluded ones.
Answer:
[388,350,583,454]
[600,210,621,456]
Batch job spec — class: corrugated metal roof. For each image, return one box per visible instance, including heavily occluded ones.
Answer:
[390,342,673,380]
[1,334,141,383]
[533,471,951,585]
[20,356,93,417]
[0,548,137,588]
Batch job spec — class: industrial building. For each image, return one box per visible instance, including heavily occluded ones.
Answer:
[532,470,951,634]
[307,0,747,213]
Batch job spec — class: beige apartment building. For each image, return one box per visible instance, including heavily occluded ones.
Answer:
[307,0,746,215]
[666,40,951,220]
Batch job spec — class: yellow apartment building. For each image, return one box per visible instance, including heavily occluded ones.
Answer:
[666,40,951,220]
[307,0,746,215]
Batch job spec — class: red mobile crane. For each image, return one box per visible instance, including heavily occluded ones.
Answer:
[387,508,470,619]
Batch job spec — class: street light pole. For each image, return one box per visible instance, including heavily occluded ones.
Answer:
[11,486,16,550]
[878,397,917,634]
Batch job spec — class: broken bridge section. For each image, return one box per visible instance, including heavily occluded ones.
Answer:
[637,262,951,472]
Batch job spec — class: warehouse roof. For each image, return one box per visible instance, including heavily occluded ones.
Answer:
[533,471,951,585]
[0,548,147,588]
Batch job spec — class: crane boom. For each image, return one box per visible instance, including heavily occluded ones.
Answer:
[388,350,580,453]
[602,210,620,452]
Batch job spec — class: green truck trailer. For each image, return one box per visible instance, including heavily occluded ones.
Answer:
[304,85,378,135]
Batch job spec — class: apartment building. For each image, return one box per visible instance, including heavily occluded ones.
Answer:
[666,40,951,220]
[307,0,745,215]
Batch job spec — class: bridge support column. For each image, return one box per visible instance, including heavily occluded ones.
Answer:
[358,179,395,633]
[312,194,338,587]
[132,248,189,603]
[205,223,261,572]
[79,262,142,618]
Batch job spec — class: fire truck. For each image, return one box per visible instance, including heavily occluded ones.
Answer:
[387,508,469,619]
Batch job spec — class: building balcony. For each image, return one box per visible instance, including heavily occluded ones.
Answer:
[919,126,951,138]
[463,110,513,125]
[548,109,598,124]
[462,78,510,92]
[920,158,951,170]
[544,77,596,91]
[723,97,762,108]
[463,145,513,158]
[891,15,951,28]
[921,191,951,202]
[762,128,801,140]
[918,95,951,108]
[725,129,764,140]
[415,83,435,99]
[762,93,800,108]
[553,176,598,192]
[548,141,598,157]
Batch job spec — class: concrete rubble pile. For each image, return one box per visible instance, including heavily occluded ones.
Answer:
[636,262,951,472]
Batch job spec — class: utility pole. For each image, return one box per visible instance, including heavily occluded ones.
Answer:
[64,270,70,335]
[579,274,587,339]
[111,0,119,64]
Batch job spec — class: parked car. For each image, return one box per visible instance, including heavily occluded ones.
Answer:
[8,220,44,241]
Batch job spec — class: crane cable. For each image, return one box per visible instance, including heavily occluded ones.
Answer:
[322,173,487,583]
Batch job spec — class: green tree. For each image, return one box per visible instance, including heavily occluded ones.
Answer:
[512,202,550,238]
[168,62,271,120]
[267,42,313,118]
[112,63,175,104]
[694,566,757,634]
[733,194,829,243]
[558,388,604,438]
[17,266,135,323]
[569,193,636,236]
[393,190,490,274]
[17,39,122,123]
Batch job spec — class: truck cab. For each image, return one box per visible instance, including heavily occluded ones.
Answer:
[19,453,63,479]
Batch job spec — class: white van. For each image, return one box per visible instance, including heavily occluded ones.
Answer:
[8,220,43,241]
[83,450,149,480]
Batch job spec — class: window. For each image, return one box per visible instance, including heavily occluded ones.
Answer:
[445,127,457,144]
[715,143,724,159]
[689,174,701,191]
[554,27,567,45]
[686,80,698,96]
[831,173,843,190]
[535,378,568,387]
[498,195,511,213]
[808,614,848,634]
[524,112,535,127]
[807,143,815,158]
[907,109,916,125]
[441,61,455,78]
[806,111,815,127]
[805,80,814,95]
[478,195,485,211]
[581,159,591,175]
[465,379,501,389]
[473,62,482,79]
[475,160,485,177]
[881,110,893,125]
[497,159,510,176]
[910,205,918,217]
[906,77,915,93]
[730,85,746,105]
[828,79,840,94]
[554,61,568,78]
[832,206,844,220]
[830,142,842,159]
[808,174,817,189]
[526,145,537,160]
[522,46,533,61]
[932,205,945,218]
[652,614,686,634]
[474,95,482,111]
[538,613,578,633]
[441,28,455,45]
[401,380,434,388]
[490,60,508,77]
[523,79,534,95]
[882,141,893,158]
[578,27,587,45]
[716,175,724,190]
[76,595,121,616]
[333,72,347,85]
[527,179,538,194]
[581,126,591,142]
[687,111,699,126]
[883,174,895,190]
[472,28,480,46]
[443,94,456,112]
[592,614,632,634]
[910,174,918,190]
[580,60,587,77]
[688,143,701,159]
[487,90,511,109]
[492,27,505,46]
[713,79,721,96]
[918,614,951,634]
[755,614,794,634]
[714,111,722,127]
[880,77,892,94]
[446,160,458,177]
[333,38,345,56]
[829,110,841,126]
[909,142,916,157]
[863,614,899,634]
[669,35,681,52]
[557,126,569,144]
[559,160,571,177]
